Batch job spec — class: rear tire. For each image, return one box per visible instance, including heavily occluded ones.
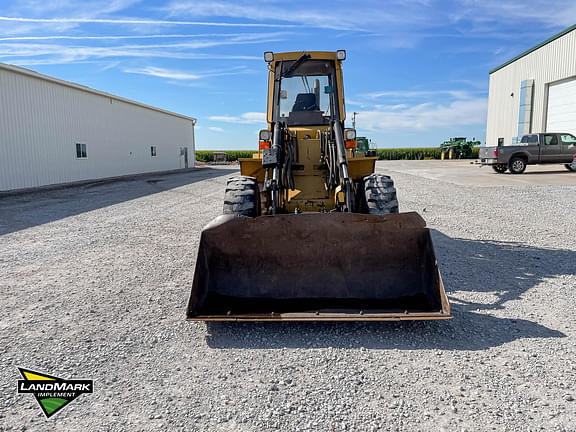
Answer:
[565,163,576,172]
[223,176,260,217]
[509,157,527,174]
[492,164,507,174]
[362,174,399,214]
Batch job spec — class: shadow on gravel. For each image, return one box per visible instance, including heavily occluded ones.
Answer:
[510,169,573,175]
[430,230,575,313]
[204,313,564,351]
[204,230,570,350]
[0,167,237,235]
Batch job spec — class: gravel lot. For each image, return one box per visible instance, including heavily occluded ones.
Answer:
[1,162,575,431]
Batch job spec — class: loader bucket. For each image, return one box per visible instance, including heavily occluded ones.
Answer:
[187,212,451,321]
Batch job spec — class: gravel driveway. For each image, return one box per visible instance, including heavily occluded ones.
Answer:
[1,162,575,431]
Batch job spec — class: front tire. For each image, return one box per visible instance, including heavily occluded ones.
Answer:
[565,163,576,172]
[509,157,527,174]
[362,174,399,214]
[492,164,507,174]
[223,176,260,217]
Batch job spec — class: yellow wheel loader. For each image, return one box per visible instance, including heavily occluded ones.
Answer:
[187,50,451,321]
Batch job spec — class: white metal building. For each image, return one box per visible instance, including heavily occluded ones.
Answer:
[0,62,196,192]
[486,24,576,146]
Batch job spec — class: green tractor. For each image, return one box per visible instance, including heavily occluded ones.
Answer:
[440,137,480,160]
[356,136,377,157]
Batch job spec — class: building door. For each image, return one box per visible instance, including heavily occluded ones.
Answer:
[546,78,576,136]
[180,147,188,169]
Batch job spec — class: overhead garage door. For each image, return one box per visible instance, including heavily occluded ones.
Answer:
[547,77,576,135]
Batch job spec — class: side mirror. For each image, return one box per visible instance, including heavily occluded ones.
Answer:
[280,90,287,99]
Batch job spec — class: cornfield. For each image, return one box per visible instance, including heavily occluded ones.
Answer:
[195,148,480,162]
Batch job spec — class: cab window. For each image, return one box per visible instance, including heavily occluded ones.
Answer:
[544,134,558,145]
[560,134,576,144]
[520,134,538,144]
[274,59,339,126]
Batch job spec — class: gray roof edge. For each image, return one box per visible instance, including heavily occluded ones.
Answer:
[0,62,197,123]
[489,24,576,74]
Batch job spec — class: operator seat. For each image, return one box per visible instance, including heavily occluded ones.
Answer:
[292,93,319,112]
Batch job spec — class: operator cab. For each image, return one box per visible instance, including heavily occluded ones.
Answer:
[272,56,341,126]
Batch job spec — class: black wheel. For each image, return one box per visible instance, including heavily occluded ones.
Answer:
[362,174,399,214]
[492,165,507,174]
[509,157,527,174]
[223,176,260,217]
[565,163,576,172]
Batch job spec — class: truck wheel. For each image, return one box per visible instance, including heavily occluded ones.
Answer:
[362,174,399,214]
[565,164,576,172]
[223,176,260,217]
[509,157,527,174]
[492,165,507,174]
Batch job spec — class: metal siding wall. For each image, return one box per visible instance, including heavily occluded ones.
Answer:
[486,30,576,146]
[0,68,195,191]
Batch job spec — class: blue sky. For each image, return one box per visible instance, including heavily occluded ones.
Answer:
[1,1,574,149]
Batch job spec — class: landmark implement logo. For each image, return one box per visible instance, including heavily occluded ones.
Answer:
[17,368,93,418]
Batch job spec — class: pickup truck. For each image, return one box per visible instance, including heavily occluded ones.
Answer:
[479,133,576,174]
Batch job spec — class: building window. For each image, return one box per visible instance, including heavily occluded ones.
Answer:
[76,143,87,158]
[151,146,157,157]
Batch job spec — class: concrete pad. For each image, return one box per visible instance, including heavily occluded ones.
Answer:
[377,159,576,186]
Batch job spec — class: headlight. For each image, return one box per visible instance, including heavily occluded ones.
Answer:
[264,51,274,63]
[259,129,271,141]
[345,128,356,140]
[336,50,346,60]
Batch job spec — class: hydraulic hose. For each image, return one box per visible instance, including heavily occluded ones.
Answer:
[281,133,295,191]
[332,120,352,212]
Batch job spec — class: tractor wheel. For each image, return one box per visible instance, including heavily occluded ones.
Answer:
[223,176,260,217]
[448,148,455,159]
[441,149,446,160]
[492,165,507,174]
[509,157,527,174]
[565,163,576,172]
[362,174,399,214]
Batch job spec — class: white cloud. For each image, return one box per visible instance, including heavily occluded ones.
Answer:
[163,0,438,32]
[208,126,224,132]
[0,35,278,64]
[454,0,576,28]
[124,66,203,80]
[12,0,142,15]
[0,15,299,28]
[0,0,142,35]
[123,65,253,81]
[0,33,251,41]
[362,90,477,100]
[208,112,266,124]
[356,98,487,131]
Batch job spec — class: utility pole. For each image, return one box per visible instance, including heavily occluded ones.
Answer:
[352,112,358,129]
